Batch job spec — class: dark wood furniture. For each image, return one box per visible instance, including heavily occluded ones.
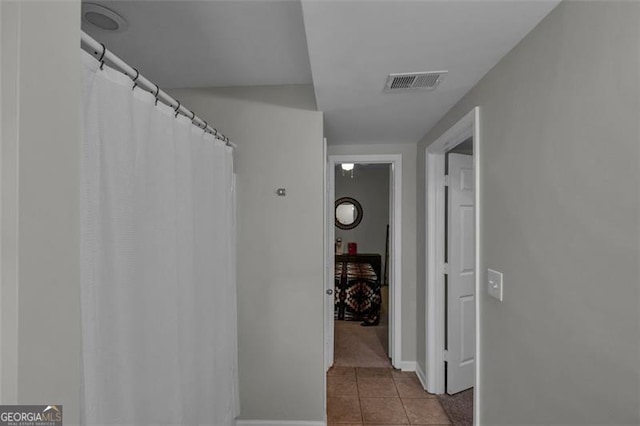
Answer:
[336,254,382,280]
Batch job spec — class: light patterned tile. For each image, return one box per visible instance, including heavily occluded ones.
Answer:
[328,396,362,424]
[329,366,357,377]
[328,375,359,397]
[394,377,434,399]
[390,370,418,379]
[357,377,398,398]
[402,398,451,425]
[356,367,392,378]
[360,397,409,424]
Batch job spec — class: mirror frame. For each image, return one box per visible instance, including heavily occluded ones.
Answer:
[335,197,363,230]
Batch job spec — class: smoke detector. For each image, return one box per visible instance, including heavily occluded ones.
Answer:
[82,3,128,32]
[384,71,447,92]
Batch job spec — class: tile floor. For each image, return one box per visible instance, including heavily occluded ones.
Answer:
[327,366,452,425]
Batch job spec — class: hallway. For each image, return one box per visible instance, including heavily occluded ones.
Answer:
[8,2,637,425]
[330,313,453,424]
[330,313,471,425]
[327,366,451,425]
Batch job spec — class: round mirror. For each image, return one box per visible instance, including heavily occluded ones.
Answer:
[335,197,363,230]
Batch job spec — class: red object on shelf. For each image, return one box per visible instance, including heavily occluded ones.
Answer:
[348,242,358,255]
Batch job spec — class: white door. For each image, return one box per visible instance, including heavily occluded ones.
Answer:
[324,141,334,371]
[446,153,475,394]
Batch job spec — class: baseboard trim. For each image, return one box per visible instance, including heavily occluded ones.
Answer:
[396,361,417,372]
[415,361,428,391]
[236,420,325,426]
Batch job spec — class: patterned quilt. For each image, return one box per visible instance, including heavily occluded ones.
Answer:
[334,261,381,325]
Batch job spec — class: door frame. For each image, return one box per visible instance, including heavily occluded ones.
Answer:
[424,107,480,422]
[325,154,403,370]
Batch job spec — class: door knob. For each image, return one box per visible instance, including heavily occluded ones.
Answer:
[326,289,334,295]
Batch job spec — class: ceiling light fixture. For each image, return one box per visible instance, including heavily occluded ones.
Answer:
[341,163,355,178]
[82,3,128,33]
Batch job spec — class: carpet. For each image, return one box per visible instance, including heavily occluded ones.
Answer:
[333,318,390,368]
[436,388,473,426]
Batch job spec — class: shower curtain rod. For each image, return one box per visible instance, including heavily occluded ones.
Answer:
[81,31,236,148]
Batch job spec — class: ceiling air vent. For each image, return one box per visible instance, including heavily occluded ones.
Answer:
[384,71,447,92]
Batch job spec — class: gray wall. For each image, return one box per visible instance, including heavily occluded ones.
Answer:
[328,143,417,365]
[417,2,640,424]
[335,165,390,258]
[1,1,82,422]
[169,86,325,422]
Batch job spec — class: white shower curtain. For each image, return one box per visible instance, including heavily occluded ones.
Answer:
[80,50,238,425]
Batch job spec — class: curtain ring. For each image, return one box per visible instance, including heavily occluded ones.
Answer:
[98,43,106,70]
[189,110,196,122]
[154,84,160,106]
[174,101,181,118]
[202,120,208,131]
[98,43,106,62]
[211,128,218,136]
[131,68,140,91]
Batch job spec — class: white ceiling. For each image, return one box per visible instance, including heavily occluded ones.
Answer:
[301,0,559,144]
[83,0,560,145]
[82,1,313,88]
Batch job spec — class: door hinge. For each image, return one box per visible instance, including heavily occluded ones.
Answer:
[443,262,449,275]
[444,175,450,186]
[443,349,449,362]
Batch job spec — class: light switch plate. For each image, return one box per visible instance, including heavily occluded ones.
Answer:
[487,268,503,301]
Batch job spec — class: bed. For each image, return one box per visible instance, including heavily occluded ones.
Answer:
[334,253,382,325]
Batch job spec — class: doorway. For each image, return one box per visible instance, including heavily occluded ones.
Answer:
[334,163,391,368]
[425,107,480,424]
[325,154,403,373]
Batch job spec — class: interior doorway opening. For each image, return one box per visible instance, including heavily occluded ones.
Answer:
[425,107,480,425]
[325,154,403,373]
[333,162,392,368]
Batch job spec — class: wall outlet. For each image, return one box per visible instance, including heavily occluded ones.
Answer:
[487,268,503,301]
